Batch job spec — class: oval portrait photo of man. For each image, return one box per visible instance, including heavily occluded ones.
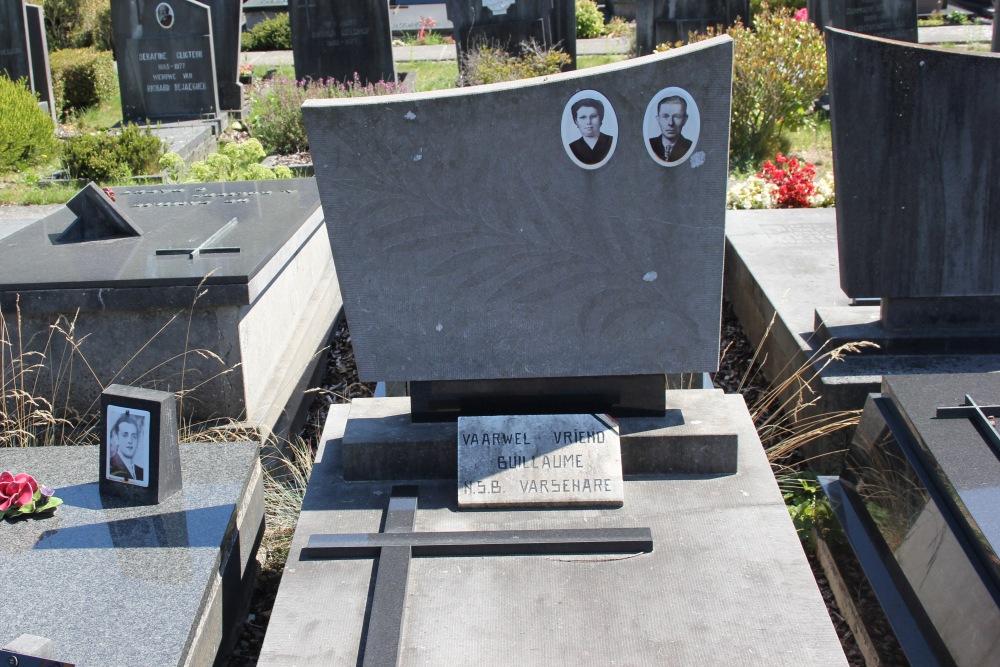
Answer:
[644,87,701,167]
[562,90,618,170]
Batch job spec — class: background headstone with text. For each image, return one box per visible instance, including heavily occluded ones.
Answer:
[635,0,750,55]
[289,0,395,84]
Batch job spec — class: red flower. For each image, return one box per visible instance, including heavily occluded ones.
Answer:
[794,7,808,20]
[102,187,116,202]
[0,471,38,512]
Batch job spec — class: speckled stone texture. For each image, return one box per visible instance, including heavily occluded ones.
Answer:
[0,442,264,667]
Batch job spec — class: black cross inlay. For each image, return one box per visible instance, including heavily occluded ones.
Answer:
[155,216,241,259]
[302,485,653,667]
[936,394,1000,454]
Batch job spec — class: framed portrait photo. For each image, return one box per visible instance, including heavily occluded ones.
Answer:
[561,90,618,170]
[644,87,701,167]
[99,385,182,504]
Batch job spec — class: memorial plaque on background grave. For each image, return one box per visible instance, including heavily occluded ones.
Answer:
[636,0,749,55]
[827,28,1000,298]
[289,0,395,85]
[0,0,32,84]
[303,37,733,381]
[112,0,219,124]
[808,0,916,42]
[458,414,623,508]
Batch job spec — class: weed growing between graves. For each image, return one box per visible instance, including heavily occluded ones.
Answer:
[248,74,404,154]
[458,40,572,86]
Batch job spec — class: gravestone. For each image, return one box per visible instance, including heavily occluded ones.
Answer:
[0,0,55,122]
[111,0,220,123]
[289,0,396,84]
[636,0,750,55]
[202,0,244,110]
[0,178,340,437]
[258,39,848,666]
[0,440,263,666]
[807,0,917,42]
[445,0,576,70]
[820,373,1000,666]
[723,29,1000,469]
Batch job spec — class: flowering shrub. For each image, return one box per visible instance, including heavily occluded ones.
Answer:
[161,139,293,182]
[727,175,775,209]
[728,154,835,209]
[249,74,403,154]
[0,471,62,520]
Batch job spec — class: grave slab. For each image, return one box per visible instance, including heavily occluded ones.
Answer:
[257,392,848,666]
[0,178,341,435]
[723,208,1000,464]
[0,442,264,667]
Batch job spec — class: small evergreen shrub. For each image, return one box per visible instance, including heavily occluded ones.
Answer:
[242,13,292,51]
[50,47,117,118]
[249,74,402,154]
[576,0,605,38]
[0,74,58,173]
[63,124,164,182]
[162,139,293,182]
[458,40,571,86]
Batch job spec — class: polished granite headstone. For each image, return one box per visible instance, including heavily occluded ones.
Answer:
[808,0,916,42]
[111,0,220,123]
[201,0,244,110]
[24,3,55,122]
[0,0,31,84]
[0,178,340,434]
[821,373,1000,666]
[289,0,396,84]
[635,0,749,55]
[303,38,733,382]
[445,0,576,70]
[0,442,264,667]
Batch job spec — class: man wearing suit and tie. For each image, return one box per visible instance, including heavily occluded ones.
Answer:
[649,95,693,164]
[568,97,614,166]
[109,412,144,483]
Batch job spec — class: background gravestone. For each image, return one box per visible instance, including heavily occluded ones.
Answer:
[289,0,395,84]
[635,0,749,55]
[445,0,576,70]
[111,0,220,123]
[808,0,917,42]
[202,0,243,110]
[0,0,55,122]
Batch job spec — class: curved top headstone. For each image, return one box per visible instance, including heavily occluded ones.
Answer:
[828,28,1000,298]
[303,36,734,382]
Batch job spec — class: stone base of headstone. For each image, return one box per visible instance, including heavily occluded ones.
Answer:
[257,390,847,666]
[723,208,1000,470]
[0,442,264,666]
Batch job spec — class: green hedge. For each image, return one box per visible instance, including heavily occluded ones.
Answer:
[0,74,58,173]
[242,14,292,51]
[63,124,164,182]
[50,47,117,119]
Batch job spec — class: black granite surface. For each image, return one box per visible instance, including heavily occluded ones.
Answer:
[289,0,395,84]
[635,0,749,55]
[0,0,31,84]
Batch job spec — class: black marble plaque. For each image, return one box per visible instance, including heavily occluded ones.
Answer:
[838,373,1000,665]
[809,0,916,42]
[635,0,749,55]
[828,28,1000,299]
[289,0,395,84]
[112,0,220,123]
[445,0,576,70]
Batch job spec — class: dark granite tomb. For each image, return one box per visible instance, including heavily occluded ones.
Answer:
[0,0,55,122]
[289,0,396,84]
[202,0,244,110]
[821,373,1000,666]
[808,0,917,42]
[111,0,220,123]
[0,179,339,432]
[635,0,750,55]
[445,0,576,70]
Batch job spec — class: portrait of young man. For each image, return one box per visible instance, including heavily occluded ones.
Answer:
[106,407,150,487]
[645,89,700,166]
[562,90,618,169]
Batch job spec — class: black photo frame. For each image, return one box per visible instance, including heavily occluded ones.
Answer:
[100,384,183,505]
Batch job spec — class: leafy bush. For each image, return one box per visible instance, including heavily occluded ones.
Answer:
[242,13,292,51]
[42,0,113,50]
[576,0,605,38]
[751,0,806,13]
[161,139,293,182]
[0,75,58,173]
[727,154,835,209]
[660,7,827,169]
[249,74,403,154]
[50,47,117,118]
[63,124,164,182]
[458,40,571,86]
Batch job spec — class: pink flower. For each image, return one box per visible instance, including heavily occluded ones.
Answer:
[0,471,38,512]
[794,7,808,21]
